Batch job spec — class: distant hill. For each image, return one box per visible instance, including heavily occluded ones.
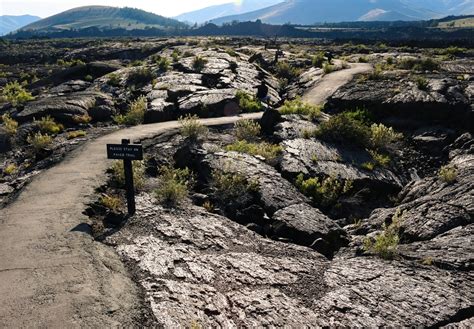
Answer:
[20,6,187,32]
[0,15,41,35]
[175,0,282,24]
[209,0,472,25]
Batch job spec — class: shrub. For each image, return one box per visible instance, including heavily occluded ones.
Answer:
[323,63,335,74]
[72,113,92,124]
[27,132,53,152]
[1,113,18,135]
[312,52,326,68]
[361,162,375,171]
[415,76,429,90]
[84,75,93,82]
[110,160,145,191]
[397,57,439,72]
[234,119,261,141]
[99,194,123,212]
[57,59,85,67]
[225,48,237,57]
[438,165,457,184]
[358,56,368,63]
[211,170,259,203]
[344,107,373,125]
[235,91,263,113]
[280,98,321,121]
[202,201,215,213]
[67,130,87,140]
[154,166,194,206]
[193,56,208,72]
[179,114,209,141]
[367,64,384,80]
[1,81,35,106]
[171,49,181,62]
[370,123,402,150]
[127,67,156,86]
[107,73,121,87]
[296,173,353,208]
[130,60,144,67]
[314,113,370,147]
[35,115,64,134]
[226,141,282,162]
[369,150,391,168]
[275,61,301,81]
[364,209,403,259]
[114,96,147,126]
[157,57,171,71]
[3,163,18,176]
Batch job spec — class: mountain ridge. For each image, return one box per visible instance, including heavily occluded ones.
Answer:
[206,0,472,25]
[20,6,186,32]
[0,15,41,35]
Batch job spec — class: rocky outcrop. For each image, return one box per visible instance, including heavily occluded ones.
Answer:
[110,195,329,328]
[327,78,473,129]
[16,91,115,123]
[280,138,402,188]
[272,203,348,257]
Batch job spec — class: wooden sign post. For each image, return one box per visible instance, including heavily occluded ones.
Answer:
[106,139,143,215]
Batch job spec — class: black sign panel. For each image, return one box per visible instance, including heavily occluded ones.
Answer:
[107,144,143,160]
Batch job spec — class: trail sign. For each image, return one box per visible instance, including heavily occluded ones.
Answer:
[106,143,143,160]
[106,139,143,215]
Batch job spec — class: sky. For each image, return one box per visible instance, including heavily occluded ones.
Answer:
[0,0,242,18]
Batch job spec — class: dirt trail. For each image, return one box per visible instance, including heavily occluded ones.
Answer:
[0,63,369,327]
[302,62,372,105]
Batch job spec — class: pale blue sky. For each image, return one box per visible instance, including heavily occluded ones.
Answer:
[0,0,242,18]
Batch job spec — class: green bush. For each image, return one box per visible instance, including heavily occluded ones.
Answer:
[369,150,391,168]
[438,165,458,184]
[110,160,145,190]
[358,56,368,63]
[312,52,326,68]
[226,140,282,162]
[27,132,53,152]
[179,114,208,141]
[370,123,402,150]
[234,119,261,141]
[67,130,87,140]
[397,57,439,72]
[211,170,259,203]
[35,115,64,134]
[193,56,208,72]
[154,166,194,206]
[1,113,18,135]
[99,194,123,212]
[235,91,263,113]
[344,107,373,125]
[127,67,156,86]
[114,96,147,126]
[280,98,321,121]
[171,49,181,62]
[57,59,85,67]
[275,61,301,81]
[323,63,335,74]
[156,56,171,71]
[314,113,371,147]
[364,209,403,259]
[84,75,93,82]
[296,173,353,208]
[107,73,121,87]
[1,81,35,106]
[415,76,429,91]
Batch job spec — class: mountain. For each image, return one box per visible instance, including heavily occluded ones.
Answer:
[20,6,187,32]
[175,0,283,24]
[210,0,472,25]
[0,15,41,35]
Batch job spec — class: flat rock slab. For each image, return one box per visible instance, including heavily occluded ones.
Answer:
[111,194,328,328]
